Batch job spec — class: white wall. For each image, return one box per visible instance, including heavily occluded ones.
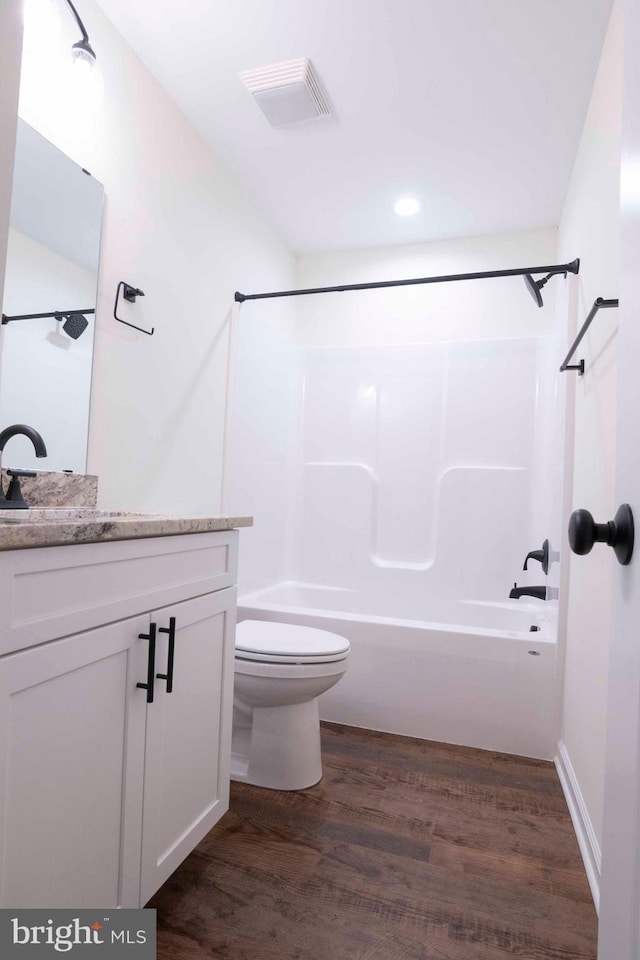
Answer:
[295,228,560,346]
[0,1,23,312]
[556,0,622,884]
[225,299,301,593]
[15,0,294,512]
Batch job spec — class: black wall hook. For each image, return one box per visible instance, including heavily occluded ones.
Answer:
[114,281,153,335]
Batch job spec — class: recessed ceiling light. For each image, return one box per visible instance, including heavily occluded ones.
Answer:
[393,197,422,217]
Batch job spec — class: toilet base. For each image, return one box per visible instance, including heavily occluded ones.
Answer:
[231,698,323,790]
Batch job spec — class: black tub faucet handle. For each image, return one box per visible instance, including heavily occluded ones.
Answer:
[523,539,550,574]
[524,548,544,569]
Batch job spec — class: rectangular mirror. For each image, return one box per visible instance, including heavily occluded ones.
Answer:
[0,119,104,473]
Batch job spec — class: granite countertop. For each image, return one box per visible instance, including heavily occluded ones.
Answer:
[0,509,253,551]
[0,468,99,507]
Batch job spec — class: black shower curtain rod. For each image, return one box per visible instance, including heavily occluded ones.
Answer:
[235,258,580,303]
[1,308,96,324]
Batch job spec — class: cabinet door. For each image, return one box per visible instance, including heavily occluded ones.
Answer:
[140,587,236,904]
[0,616,148,909]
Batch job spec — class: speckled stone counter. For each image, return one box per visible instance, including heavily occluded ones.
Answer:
[0,509,253,551]
[0,470,98,507]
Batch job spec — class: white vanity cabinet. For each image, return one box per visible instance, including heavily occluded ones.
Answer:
[0,530,238,909]
[139,589,234,905]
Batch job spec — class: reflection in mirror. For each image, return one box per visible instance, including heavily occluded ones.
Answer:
[0,120,103,473]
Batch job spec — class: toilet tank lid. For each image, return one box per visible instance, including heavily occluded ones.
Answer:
[236,620,350,659]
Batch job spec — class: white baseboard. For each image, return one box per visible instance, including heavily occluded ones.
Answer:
[555,740,601,913]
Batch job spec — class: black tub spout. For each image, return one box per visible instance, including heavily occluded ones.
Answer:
[509,583,558,601]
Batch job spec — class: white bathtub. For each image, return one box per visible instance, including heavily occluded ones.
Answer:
[238,582,559,759]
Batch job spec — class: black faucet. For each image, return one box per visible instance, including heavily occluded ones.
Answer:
[509,583,558,601]
[0,424,47,509]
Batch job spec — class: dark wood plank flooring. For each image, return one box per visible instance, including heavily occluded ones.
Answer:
[150,722,598,960]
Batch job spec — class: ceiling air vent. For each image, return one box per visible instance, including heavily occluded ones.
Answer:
[239,58,331,127]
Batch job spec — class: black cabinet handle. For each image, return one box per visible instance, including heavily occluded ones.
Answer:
[568,504,634,566]
[136,623,157,703]
[156,617,176,693]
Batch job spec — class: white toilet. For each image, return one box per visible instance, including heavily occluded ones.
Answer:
[231,620,350,790]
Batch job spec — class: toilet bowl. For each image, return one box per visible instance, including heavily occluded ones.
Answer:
[231,620,350,790]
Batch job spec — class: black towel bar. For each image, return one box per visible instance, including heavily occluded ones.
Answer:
[560,297,618,375]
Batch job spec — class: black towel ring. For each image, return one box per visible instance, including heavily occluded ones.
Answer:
[114,281,153,336]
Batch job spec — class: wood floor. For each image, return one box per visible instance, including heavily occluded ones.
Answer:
[149,722,598,960]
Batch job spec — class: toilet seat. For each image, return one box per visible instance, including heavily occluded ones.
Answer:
[235,620,350,664]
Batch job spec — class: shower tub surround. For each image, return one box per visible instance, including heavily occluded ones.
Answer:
[229,314,564,760]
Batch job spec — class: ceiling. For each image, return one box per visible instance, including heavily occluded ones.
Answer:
[94,0,614,255]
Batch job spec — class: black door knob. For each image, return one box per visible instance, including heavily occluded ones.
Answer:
[568,504,634,566]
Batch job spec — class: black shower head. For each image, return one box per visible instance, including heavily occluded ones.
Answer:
[524,273,545,308]
[522,264,580,309]
[62,313,89,339]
